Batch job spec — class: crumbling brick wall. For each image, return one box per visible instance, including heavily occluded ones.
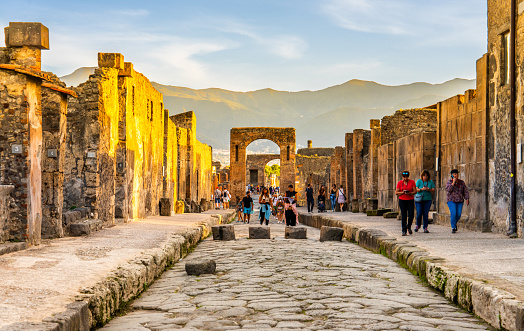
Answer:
[380,107,437,145]
[0,186,15,243]
[295,154,331,206]
[246,154,279,187]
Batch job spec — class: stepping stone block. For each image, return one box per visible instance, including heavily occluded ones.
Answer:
[367,210,378,216]
[69,219,103,236]
[352,199,360,213]
[376,208,392,216]
[367,198,379,211]
[159,198,171,216]
[320,226,344,242]
[249,226,270,239]
[285,227,307,239]
[212,224,236,241]
[185,259,216,276]
[383,211,399,219]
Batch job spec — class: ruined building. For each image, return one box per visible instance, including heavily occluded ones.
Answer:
[0,23,213,245]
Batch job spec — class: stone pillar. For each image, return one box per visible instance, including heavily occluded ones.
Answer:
[353,130,365,201]
[370,120,381,199]
[41,87,67,238]
[345,133,354,201]
[0,22,49,245]
[307,140,312,148]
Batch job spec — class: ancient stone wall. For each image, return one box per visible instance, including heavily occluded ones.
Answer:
[345,133,353,201]
[296,147,335,157]
[434,56,490,231]
[380,107,437,145]
[0,186,15,243]
[329,146,346,196]
[352,129,371,201]
[195,140,213,208]
[246,154,279,187]
[377,143,396,210]
[486,0,523,236]
[295,154,331,206]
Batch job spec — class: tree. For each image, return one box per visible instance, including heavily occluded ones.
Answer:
[265,164,280,177]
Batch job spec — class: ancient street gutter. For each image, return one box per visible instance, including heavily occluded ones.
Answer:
[509,0,518,237]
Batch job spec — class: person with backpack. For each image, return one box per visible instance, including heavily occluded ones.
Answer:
[414,170,435,233]
[446,169,469,233]
[214,186,222,209]
[222,187,231,209]
[336,185,346,211]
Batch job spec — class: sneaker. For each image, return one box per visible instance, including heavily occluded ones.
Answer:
[452,228,457,233]
[402,232,407,236]
[408,229,413,235]
[414,226,419,232]
[423,228,429,233]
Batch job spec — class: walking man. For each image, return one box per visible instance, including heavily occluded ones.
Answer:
[242,191,254,224]
[446,169,469,233]
[306,183,314,213]
[214,186,222,209]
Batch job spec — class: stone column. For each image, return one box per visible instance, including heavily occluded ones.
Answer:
[0,22,49,245]
[370,120,381,198]
[353,130,365,201]
[345,133,354,201]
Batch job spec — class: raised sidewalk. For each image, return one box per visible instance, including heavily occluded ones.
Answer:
[0,210,235,331]
[298,207,524,331]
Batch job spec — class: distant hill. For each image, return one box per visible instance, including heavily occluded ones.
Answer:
[61,68,475,151]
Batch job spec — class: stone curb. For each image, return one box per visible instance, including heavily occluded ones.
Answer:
[0,242,27,257]
[298,213,524,331]
[1,212,235,331]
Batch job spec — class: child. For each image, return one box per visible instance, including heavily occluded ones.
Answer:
[318,193,326,212]
[276,197,285,223]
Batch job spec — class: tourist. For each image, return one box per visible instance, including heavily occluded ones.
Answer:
[284,184,298,226]
[415,170,435,233]
[214,186,222,209]
[272,193,279,219]
[306,183,314,213]
[269,186,273,195]
[235,196,243,223]
[318,186,326,213]
[242,191,254,224]
[396,171,416,236]
[336,185,346,211]
[330,184,337,212]
[446,169,469,233]
[276,197,285,223]
[259,187,272,226]
[222,186,231,209]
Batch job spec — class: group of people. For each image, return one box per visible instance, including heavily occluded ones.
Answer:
[213,186,231,210]
[396,169,469,235]
[245,184,280,196]
[304,183,347,213]
[236,185,299,226]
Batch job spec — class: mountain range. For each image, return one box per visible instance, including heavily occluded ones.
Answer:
[61,67,475,152]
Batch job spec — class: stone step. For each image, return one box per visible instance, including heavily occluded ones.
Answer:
[0,241,27,256]
[69,219,103,236]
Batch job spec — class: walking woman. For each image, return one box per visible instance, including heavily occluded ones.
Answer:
[330,184,337,212]
[336,185,346,211]
[446,169,469,233]
[415,170,435,233]
[259,187,272,225]
[396,171,416,236]
[318,186,326,213]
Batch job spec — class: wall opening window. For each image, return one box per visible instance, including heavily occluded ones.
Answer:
[287,146,290,161]
[502,31,510,86]
[235,145,239,162]
[150,101,154,122]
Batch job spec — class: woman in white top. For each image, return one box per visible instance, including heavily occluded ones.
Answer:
[336,185,346,211]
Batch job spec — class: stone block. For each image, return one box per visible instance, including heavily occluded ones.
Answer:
[212,224,235,241]
[69,219,102,236]
[159,198,171,216]
[352,199,359,213]
[175,200,185,214]
[383,211,399,218]
[98,53,124,69]
[367,198,378,211]
[320,226,344,242]
[376,208,392,216]
[185,259,216,276]
[285,226,307,239]
[249,226,270,239]
[367,210,378,216]
[5,22,49,49]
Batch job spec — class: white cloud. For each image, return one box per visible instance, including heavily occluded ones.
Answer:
[323,0,411,35]
[116,9,150,17]
[264,35,308,59]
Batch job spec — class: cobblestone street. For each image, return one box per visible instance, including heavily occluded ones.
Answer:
[102,219,492,330]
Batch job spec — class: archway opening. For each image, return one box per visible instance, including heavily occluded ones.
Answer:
[245,140,280,189]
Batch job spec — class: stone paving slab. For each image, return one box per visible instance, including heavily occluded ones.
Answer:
[298,208,524,330]
[101,218,493,330]
[0,210,234,330]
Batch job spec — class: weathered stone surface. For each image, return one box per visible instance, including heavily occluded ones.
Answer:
[69,219,103,236]
[249,226,270,239]
[5,22,49,49]
[185,260,216,276]
[319,226,344,242]
[285,226,307,239]
[384,211,399,218]
[212,224,235,241]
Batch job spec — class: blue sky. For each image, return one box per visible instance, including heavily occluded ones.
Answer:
[0,0,487,91]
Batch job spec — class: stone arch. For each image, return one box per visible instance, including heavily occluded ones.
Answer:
[230,128,295,200]
[246,154,280,187]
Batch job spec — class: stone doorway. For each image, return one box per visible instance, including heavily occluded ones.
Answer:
[230,128,296,200]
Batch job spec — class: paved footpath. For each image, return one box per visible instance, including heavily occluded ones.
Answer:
[0,210,234,330]
[103,219,493,330]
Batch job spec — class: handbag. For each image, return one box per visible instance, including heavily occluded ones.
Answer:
[414,193,423,202]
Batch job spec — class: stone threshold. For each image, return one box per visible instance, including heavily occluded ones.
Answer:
[298,213,524,331]
[2,211,235,331]
[0,241,27,257]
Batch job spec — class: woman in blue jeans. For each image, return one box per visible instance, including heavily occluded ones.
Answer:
[415,170,435,233]
[330,184,337,212]
[446,169,469,233]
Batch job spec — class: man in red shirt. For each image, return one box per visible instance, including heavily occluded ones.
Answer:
[396,171,417,236]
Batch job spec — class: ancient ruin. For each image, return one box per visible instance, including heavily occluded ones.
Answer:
[0,23,213,245]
